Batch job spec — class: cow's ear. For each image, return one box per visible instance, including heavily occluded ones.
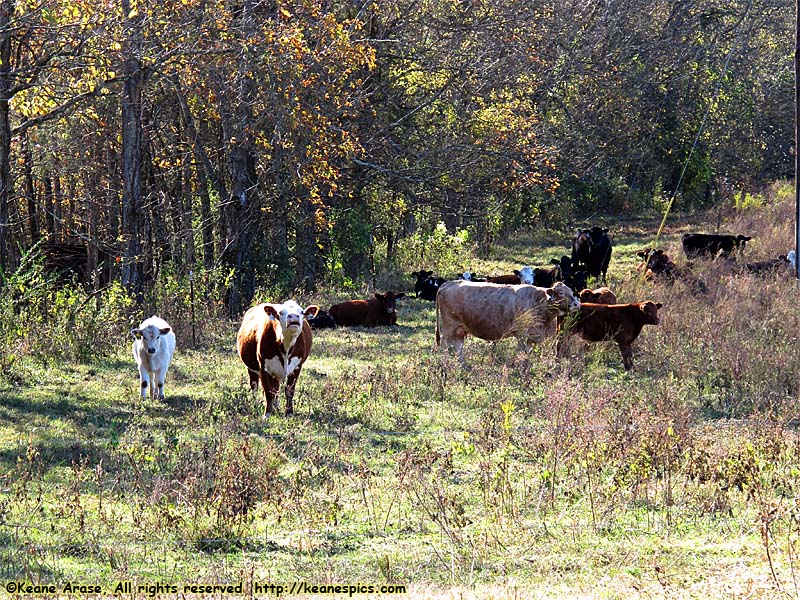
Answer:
[304,305,320,318]
[550,258,560,266]
[656,303,663,309]
[411,271,419,278]
[130,328,142,339]
[394,293,405,300]
[264,305,280,319]
[159,327,171,335]
[545,289,556,302]
[374,293,384,300]
[513,269,521,276]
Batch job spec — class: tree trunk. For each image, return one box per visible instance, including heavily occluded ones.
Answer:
[120,0,145,300]
[21,133,38,244]
[220,0,259,315]
[0,0,13,275]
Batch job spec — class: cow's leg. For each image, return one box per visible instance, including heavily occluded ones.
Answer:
[285,370,301,416]
[247,369,260,392]
[155,367,166,400]
[138,367,149,398]
[259,372,280,417]
[618,341,634,370]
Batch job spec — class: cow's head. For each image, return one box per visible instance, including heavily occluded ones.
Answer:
[375,291,405,314]
[545,282,581,314]
[515,265,535,284]
[130,323,171,354]
[589,227,610,245]
[647,250,676,275]
[264,300,319,334]
[552,255,573,275]
[640,301,663,325]
[578,289,601,303]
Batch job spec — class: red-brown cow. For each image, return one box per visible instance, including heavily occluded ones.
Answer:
[559,301,663,370]
[578,287,617,304]
[329,291,405,327]
[236,300,319,417]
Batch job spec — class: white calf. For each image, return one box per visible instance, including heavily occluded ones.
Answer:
[130,315,176,400]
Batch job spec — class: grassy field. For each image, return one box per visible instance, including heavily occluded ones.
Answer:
[2,188,800,598]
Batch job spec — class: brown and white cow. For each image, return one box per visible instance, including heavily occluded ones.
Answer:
[435,280,580,364]
[329,291,405,327]
[559,301,663,370]
[236,300,319,417]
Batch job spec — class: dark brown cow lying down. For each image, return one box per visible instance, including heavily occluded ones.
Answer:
[329,291,405,327]
[559,301,663,370]
[237,300,319,416]
[435,280,580,364]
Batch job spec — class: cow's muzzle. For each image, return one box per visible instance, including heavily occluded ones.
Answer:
[148,348,156,354]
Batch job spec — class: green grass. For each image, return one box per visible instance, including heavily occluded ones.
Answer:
[2,196,800,598]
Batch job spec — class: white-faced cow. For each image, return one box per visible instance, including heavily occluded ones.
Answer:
[236,300,319,417]
[435,280,580,365]
[131,315,176,400]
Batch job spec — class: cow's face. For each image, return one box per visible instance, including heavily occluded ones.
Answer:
[517,266,535,284]
[640,301,663,325]
[546,282,580,314]
[130,324,171,354]
[265,301,319,333]
[589,227,609,245]
[647,251,675,275]
[375,292,405,314]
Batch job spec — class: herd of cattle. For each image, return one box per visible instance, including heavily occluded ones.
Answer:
[129,228,796,417]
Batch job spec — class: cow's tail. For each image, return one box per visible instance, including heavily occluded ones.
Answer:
[435,295,442,347]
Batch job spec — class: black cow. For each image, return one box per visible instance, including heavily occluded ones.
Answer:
[307,309,338,330]
[551,255,588,292]
[740,255,791,275]
[681,233,752,258]
[412,270,446,301]
[572,227,613,281]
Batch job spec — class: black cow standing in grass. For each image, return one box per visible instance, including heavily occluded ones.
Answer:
[572,227,612,281]
[681,233,752,258]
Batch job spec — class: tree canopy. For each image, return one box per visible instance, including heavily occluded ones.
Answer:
[0,0,791,311]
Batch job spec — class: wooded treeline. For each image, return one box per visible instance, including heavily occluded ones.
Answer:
[0,0,792,313]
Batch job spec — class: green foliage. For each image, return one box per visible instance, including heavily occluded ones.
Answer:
[0,248,135,373]
[733,190,766,211]
[394,222,475,276]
